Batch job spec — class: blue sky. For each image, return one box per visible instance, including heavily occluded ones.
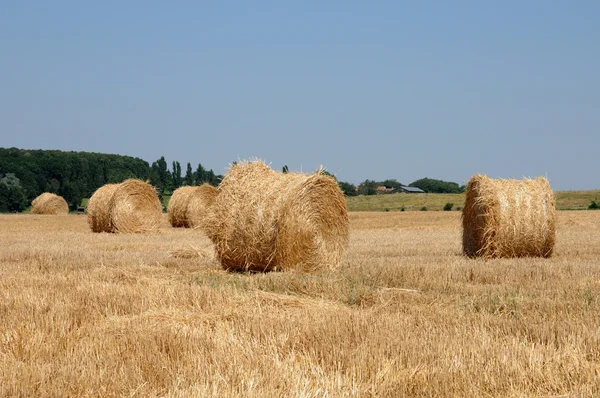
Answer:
[1,2,598,190]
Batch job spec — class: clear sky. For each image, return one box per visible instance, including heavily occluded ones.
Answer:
[1,2,598,190]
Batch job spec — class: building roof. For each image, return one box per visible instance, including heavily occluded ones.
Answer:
[398,186,425,193]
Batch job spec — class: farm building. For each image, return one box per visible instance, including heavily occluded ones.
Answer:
[397,186,425,193]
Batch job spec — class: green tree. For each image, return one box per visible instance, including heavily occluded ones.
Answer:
[149,162,160,189]
[172,161,182,189]
[193,162,221,187]
[0,173,28,212]
[157,156,170,191]
[338,181,358,196]
[0,148,149,206]
[184,162,194,186]
[282,165,289,173]
[205,169,216,186]
[409,177,463,193]
[320,169,336,180]
[358,180,378,195]
[212,173,223,186]
[60,180,83,210]
[382,179,402,190]
[151,156,171,193]
[195,163,206,185]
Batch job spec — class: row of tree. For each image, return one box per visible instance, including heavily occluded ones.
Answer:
[0,148,222,212]
[350,179,403,196]
[326,175,464,197]
[408,178,465,194]
[283,166,462,197]
[148,156,222,196]
[0,148,465,212]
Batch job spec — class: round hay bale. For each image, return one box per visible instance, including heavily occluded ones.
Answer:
[168,186,198,228]
[187,184,219,230]
[462,174,556,258]
[107,179,163,233]
[87,184,119,232]
[31,192,69,215]
[205,160,349,272]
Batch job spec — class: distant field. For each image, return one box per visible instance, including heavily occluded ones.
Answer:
[346,190,600,212]
[158,190,600,214]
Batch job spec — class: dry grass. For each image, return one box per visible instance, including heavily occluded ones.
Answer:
[31,192,69,215]
[1,211,600,396]
[463,175,556,258]
[206,160,349,272]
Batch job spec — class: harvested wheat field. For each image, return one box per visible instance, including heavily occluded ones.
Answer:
[1,211,600,396]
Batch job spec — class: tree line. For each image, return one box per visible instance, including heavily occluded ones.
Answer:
[0,148,222,212]
[282,166,465,197]
[148,156,222,198]
[0,147,465,213]
[334,176,464,197]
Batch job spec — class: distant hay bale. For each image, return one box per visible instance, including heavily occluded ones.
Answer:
[462,174,556,258]
[187,184,219,230]
[87,180,162,233]
[205,160,349,272]
[31,192,69,215]
[87,184,119,232]
[168,184,219,228]
[168,186,198,228]
[108,179,163,233]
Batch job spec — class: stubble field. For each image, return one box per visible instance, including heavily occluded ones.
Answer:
[1,211,600,397]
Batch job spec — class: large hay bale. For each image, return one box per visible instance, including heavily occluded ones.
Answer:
[31,192,69,215]
[107,179,163,233]
[187,184,219,230]
[462,174,556,258]
[87,184,119,232]
[205,160,349,272]
[168,186,198,228]
[86,180,162,233]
